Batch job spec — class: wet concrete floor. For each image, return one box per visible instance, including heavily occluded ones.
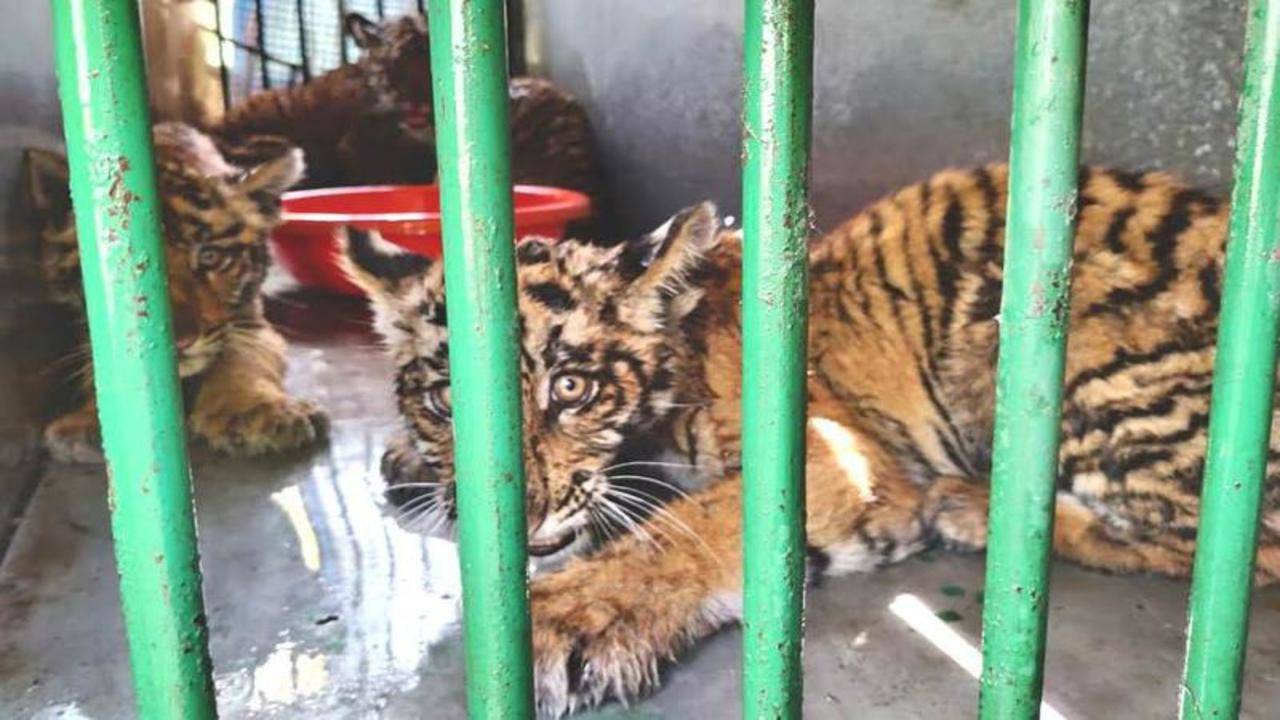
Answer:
[4,292,1280,719]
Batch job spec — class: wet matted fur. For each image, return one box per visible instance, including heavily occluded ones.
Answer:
[214,12,609,229]
[25,122,327,462]
[343,164,1280,716]
[210,13,429,188]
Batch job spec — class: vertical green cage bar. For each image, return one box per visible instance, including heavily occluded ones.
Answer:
[426,1,533,717]
[50,0,216,718]
[741,0,815,716]
[1180,1,1280,716]
[978,1,1088,717]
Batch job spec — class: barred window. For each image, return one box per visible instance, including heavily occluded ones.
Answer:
[212,0,424,107]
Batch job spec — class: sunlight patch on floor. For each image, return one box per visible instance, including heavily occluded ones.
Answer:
[889,593,1068,720]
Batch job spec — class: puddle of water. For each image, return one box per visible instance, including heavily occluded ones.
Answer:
[215,420,463,716]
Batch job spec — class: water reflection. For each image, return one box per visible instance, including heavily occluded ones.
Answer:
[218,642,330,712]
[30,704,95,720]
[216,421,463,714]
[271,486,321,573]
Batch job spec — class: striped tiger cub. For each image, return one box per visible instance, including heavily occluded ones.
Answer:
[214,12,608,230]
[26,123,327,462]
[342,164,1280,717]
[210,14,426,188]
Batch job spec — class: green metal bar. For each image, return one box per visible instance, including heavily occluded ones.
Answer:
[978,1,1088,717]
[1180,1,1280,716]
[426,1,533,718]
[50,1,216,718]
[740,0,814,716]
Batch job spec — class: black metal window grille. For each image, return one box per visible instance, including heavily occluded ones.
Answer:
[192,0,422,111]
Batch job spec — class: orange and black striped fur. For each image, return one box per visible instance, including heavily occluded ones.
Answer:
[211,13,430,188]
[343,12,609,218]
[215,13,608,228]
[342,164,1280,717]
[25,123,327,462]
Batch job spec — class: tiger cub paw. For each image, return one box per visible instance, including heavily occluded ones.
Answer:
[531,583,660,718]
[381,431,432,487]
[44,411,104,464]
[923,475,989,551]
[192,397,329,456]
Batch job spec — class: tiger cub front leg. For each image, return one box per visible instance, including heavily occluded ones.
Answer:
[921,475,990,551]
[530,477,742,718]
[188,325,327,455]
[45,398,104,464]
[530,416,931,715]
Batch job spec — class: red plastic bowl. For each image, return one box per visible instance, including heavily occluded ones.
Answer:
[272,184,591,296]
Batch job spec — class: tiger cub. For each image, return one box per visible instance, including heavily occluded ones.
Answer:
[209,14,425,188]
[26,122,327,462]
[217,12,608,228]
[342,164,1280,717]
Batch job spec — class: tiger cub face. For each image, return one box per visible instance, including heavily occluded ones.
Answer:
[25,123,304,377]
[346,12,432,133]
[342,204,721,560]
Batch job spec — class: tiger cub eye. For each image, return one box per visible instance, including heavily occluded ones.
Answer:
[552,373,597,407]
[195,246,222,271]
[425,385,451,419]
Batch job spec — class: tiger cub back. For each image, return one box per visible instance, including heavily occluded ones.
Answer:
[805,164,1275,566]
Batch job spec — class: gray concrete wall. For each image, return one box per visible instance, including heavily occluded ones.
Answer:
[1,1,63,241]
[532,0,1247,235]
[0,0,64,551]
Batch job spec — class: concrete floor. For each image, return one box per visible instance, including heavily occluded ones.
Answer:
[4,292,1280,719]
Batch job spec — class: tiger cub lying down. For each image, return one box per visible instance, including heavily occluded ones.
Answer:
[25,122,327,462]
[216,11,607,225]
[342,165,1280,717]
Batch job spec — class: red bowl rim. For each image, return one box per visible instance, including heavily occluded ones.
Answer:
[279,183,591,229]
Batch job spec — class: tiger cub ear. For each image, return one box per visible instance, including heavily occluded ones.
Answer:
[345,13,383,48]
[234,147,306,209]
[615,202,719,296]
[23,147,72,223]
[338,226,433,300]
[217,133,298,169]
